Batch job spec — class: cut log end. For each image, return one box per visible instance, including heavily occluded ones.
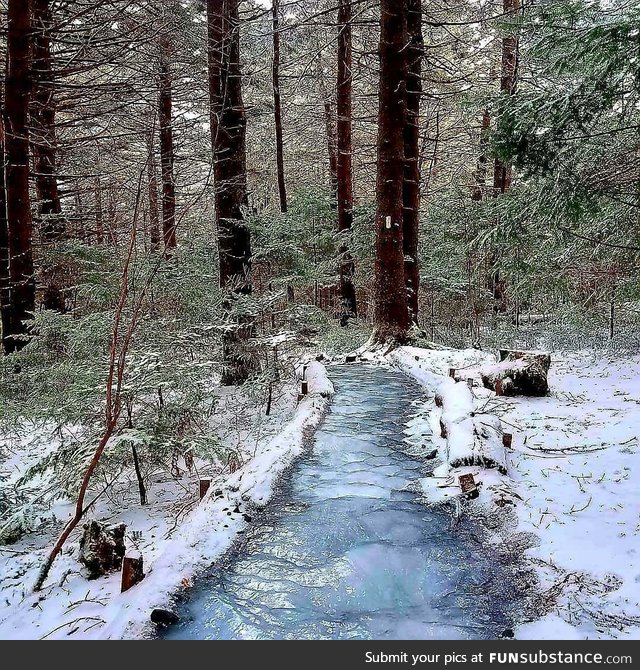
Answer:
[121,552,145,593]
[199,478,211,500]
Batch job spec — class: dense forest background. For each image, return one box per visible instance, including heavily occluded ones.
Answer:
[0,0,638,574]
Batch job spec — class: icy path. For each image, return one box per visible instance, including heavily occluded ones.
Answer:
[162,366,520,640]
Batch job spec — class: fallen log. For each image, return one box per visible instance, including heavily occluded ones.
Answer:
[481,350,550,396]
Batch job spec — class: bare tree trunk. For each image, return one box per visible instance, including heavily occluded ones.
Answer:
[490,0,520,314]
[32,0,66,313]
[32,0,63,237]
[493,0,520,194]
[271,0,287,213]
[0,84,10,348]
[403,0,423,324]
[336,0,356,321]
[94,175,104,244]
[4,0,35,354]
[158,39,177,252]
[472,109,491,201]
[318,59,338,200]
[208,0,253,385]
[146,125,160,252]
[372,0,410,344]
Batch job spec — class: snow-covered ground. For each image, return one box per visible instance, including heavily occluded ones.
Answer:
[390,345,640,640]
[0,362,333,640]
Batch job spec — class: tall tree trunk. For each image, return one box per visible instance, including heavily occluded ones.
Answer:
[94,175,104,244]
[4,0,35,354]
[32,0,66,313]
[490,0,520,313]
[146,125,160,252]
[336,0,356,321]
[158,39,177,252]
[403,0,423,324]
[207,0,253,385]
[0,84,10,348]
[372,0,410,344]
[472,109,491,201]
[493,0,520,194]
[32,0,63,236]
[317,58,338,199]
[271,0,287,213]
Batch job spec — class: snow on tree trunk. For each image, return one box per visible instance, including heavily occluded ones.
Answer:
[437,379,508,474]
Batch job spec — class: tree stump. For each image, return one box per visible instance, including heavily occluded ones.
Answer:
[79,521,127,579]
[121,550,144,592]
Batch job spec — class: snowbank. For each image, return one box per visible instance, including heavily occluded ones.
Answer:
[393,345,640,640]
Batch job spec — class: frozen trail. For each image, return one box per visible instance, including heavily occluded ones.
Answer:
[162,366,520,640]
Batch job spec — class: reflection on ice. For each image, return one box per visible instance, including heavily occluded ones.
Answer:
[163,366,520,640]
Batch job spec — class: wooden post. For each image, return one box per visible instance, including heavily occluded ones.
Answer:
[458,473,479,500]
[502,433,513,449]
[121,551,145,592]
[199,478,211,500]
[302,363,308,380]
[448,368,456,378]
[301,380,309,395]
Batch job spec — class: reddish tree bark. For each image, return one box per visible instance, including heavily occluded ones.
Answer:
[158,38,177,251]
[336,0,356,320]
[271,0,287,213]
[403,0,423,324]
[4,0,36,353]
[373,0,410,343]
[207,0,253,384]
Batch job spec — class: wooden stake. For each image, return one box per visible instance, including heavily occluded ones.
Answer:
[448,368,456,378]
[199,478,211,500]
[121,551,144,592]
[502,433,513,449]
[301,380,309,395]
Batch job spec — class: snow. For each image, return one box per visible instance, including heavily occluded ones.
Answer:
[0,365,334,640]
[390,345,640,640]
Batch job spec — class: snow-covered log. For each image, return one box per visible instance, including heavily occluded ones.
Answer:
[481,350,551,396]
[438,380,507,474]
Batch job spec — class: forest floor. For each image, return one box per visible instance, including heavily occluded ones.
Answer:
[0,362,332,640]
[390,345,640,640]
[1,343,639,640]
